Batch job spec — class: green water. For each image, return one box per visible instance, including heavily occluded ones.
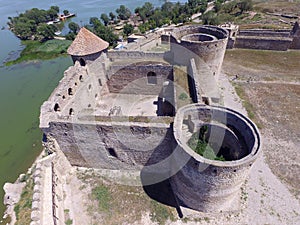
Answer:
[0,57,72,222]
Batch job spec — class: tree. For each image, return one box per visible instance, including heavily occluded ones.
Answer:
[223,1,237,14]
[138,23,148,34]
[26,8,48,24]
[37,24,57,41]
[48,6,59,20]
[202,11,220,25]
[100,13,110,26]
[68,22,80,34]
[109,12,116,21]
[214,1,222,13]
[141,2,154,17]
[66,32,76,40]
[63,10,69,16]
[89,17,102,27]
[123,23,134,36]
[50,6,60,14]
[238,0,253,13]
[116,5,131,20]
[14,19,36,40]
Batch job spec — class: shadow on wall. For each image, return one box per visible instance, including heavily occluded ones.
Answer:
[140,126,183,218]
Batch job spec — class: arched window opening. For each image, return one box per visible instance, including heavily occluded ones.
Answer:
[79,58,86,66]
[79,75,83,82]
[69,108,74,116]
[98,79,102,86]
[54,103,60,112]
[147,71,157,85]
[68,88,73,96]
[88,84,92,90]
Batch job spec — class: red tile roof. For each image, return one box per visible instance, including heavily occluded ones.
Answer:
[67,27,109,56]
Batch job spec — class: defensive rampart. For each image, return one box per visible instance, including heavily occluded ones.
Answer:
[170,104,261,212]
[170,25,228,79]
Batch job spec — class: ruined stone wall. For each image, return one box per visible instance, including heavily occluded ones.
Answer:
[290,22,300,49]
[238,30,290,37]
[107,51,166,61]
[187,58,201,103]
[40,53,109,128]
[124,32,162,51]
[170,104,260,212]
[107,63,173,95]
[234,36,292,51]
[42,121,174,171]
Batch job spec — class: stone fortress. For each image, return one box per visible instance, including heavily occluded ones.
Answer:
[35,24,267,224]
[223,21,300,51]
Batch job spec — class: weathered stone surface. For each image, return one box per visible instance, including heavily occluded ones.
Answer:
[171,104,260,212]
[3,182,25,206]
[31,200,40,210]
[39,24,262,214]
[31,210,40,221]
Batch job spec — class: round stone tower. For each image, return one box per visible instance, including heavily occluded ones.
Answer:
[170,25,228,79]
[171,104,261,212]
[67,27,109,66]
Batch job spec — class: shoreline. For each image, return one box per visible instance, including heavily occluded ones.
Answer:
[4,39,71,66]
[1,148,48,225]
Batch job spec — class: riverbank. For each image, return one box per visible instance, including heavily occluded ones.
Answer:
[5,40,71,66]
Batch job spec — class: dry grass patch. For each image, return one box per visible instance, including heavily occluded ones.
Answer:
[14,177,34,225]
[224,49,300,82]
[174,66,193,109]
[253,0,300,14]
[78,171,177,225]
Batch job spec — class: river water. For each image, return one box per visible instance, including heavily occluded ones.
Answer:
[0,0,186,222]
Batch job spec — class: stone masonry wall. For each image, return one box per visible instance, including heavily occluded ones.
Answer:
[234,36,292,51]
[107,64,173,95]
[171,104,260,212]
[170,25,228,80]
[42,121,174,171]
[238,30,290,38]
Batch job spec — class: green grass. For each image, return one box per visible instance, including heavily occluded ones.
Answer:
[65,219,73,225]
[92,185,112,212]
[233,84,255,120]
[150,200,175,225]
[14,177,34,225]
[187,128,225,161]
[80,172,177,225]
[233,83,263,129]
[6,39,72,66]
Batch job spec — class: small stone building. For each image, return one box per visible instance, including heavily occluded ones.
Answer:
[67,27,109,65]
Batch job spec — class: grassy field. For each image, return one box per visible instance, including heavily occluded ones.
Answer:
[223,48,300,197]
[224,49,300,82]
[253,0,300,14]
[6,39,72,66]
[78,171,176,225]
